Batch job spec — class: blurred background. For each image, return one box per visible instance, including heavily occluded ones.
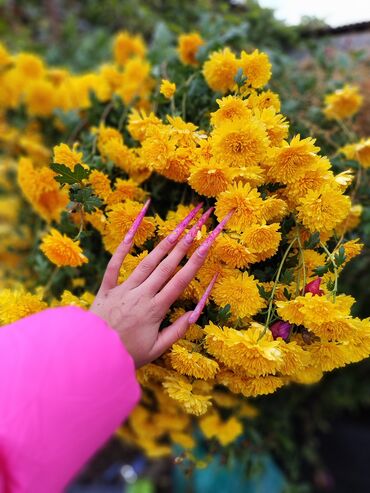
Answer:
[1,1,369,492]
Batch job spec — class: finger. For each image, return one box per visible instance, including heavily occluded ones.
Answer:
[188,272,219,323]
[99,199,151,292]
[141,207,214,294]
[124,202,203,289]
[155,210,234,311]
[149,312,191,360]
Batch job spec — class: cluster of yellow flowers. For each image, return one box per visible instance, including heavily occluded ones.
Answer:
[0,32,369,458]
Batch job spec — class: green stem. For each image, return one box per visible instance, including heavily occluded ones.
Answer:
[259,238,297,340]
[320,241,338,301]
[296,230,306,294]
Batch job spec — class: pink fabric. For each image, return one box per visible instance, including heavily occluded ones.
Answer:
[0,306,141,492]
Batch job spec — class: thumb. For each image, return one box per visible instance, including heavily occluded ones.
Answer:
[149,312,192,361]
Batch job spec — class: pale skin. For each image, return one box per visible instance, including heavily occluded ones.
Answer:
[90,200,233,368]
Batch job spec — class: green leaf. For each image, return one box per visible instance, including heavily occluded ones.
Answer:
[72,187,103,213]
[234,67,247,87]
[51,163,90,185]
[334,245,346,267]
[304,232,320,249]
[280,268,294,284]
[258,284,272,300]
[314,264,330,276]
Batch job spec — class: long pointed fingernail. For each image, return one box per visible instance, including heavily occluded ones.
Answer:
[196,209,235,257]
[123,199,151,244]
[184,207,214,245]
[167,202,204,244]
[188,273,219,324]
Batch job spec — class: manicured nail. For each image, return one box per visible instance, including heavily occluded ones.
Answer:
[123,199,151,244]
[184,207,214,245]
[196,209,234,257]
[167,202,204,244]
[188,273,219,324]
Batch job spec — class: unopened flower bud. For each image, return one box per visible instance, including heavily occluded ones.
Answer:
[304,277,324,296]
[270,320,291,341]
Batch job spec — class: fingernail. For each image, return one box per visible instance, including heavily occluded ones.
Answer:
[123,199,151,244]
[167,202,204,244]
[196,209,234,257]
[188,273,219,324]
[184,207,214,245]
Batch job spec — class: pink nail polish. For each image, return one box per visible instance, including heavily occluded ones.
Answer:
[123,199,151,244]
[196,209,234,257]
[184,207,214,245]
[188,273,219,324]
[167,202,204,244]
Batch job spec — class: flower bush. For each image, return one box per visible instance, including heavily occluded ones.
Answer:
[0,29,369,461]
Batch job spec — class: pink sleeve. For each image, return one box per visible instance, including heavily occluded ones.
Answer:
[0,306,141,493]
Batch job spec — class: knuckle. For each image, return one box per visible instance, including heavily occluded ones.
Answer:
[174,276,189,292]
[139,260,154,274]
[158,262,173,278]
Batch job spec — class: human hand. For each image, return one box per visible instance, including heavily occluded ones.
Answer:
[90,200,232,367]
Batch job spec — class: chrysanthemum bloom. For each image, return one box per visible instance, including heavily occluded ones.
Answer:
[113,31,146,65]
[257,108,289,146]
[212,233,257,268]
[162,376,212,416]
[335,204,362,236]
[118,251,148,284]
[217,370,285,397]
[227,165,266,188]
[279,340,311,376]
[200,413,243,446]
[215,182,265,231]
[103,200,156,252]
[188,158,231,197]
[297,183,351,234]
[241,223,282,262]
[17,157,69,222]
[53,143,83,170]
[15,53,45,79]
[160,147,194,183]
[239,49,272,89]
[24,79,56,117]
[170,344,219,379]
[178,32,204,66]
[247,89,281,112]
[341,138,370,168]
[160,79,176,99]
[40,228,88,267]
[167,115,199,147]
[212,270,264,318]
[210,96,251,127]
[270,320,292,341]
[341,239,363,264]
[291,365,323,385]
[88,170,112,202]
[203,48,239,93]
[127,109,163,141]
[107,178,147,205]
[324,84,363,120]
[265,135,320,184]
[0,287,47,325]
[0,42,12,67]
[211,117,269,167]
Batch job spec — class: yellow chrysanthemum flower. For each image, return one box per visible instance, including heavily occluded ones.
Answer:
[239,49,272,89]
[188,158,232,197]
[103,200,156,252]
[265,135,320,184]
[170,344,219,380]
[88,170,112,202]
[211,117,269,168]
[40,229,88,267]
[17,157,69,222]
[203,48,239,93]
[127,109,163,141]
[324,84,363,120]
[335,204,362,236]
[113,31,146,65]
[24,79,56,117]
[162,376,212,416]
[53,143,83,171]
[15,53,45,79]
[341,239,363,264]
[257,108,289,146]
[212,270,264,319]
[297,183,351,234]
[178,32,204,66]
[200,413,243,445]
[217,370,285,397]
[0,42,12,67]
[241,223,281,262]
[118,251,149,284]
[213,233,257,268]
[160,79,176,99]
[210,96,251,127]
[247,89,281,112]
[0,287,47,325]
[215,182,265,231]
[341,138,370,168]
